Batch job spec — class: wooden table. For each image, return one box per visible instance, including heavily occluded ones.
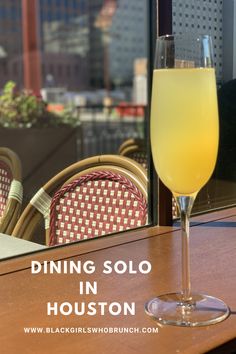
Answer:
[1,208,236,354]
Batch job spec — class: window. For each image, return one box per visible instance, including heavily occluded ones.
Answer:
[160,0,236,215]
[0,0,153,258]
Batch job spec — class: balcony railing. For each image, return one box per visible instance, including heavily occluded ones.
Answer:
[76,104,146,159]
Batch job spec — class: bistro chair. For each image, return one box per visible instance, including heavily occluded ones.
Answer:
[0,147,23,234]
[12,155,148,246]
[118,138,142,154]
[118,138,179,219]
[119,138,148,170]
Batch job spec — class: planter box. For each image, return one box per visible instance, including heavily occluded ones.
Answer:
[0,127,78,205]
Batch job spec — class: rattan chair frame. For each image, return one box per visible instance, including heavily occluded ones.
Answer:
[12,155,147,245]
[120,145,147,164]
[118,138,146,155]
[0,147,22,234]
[119,139,148,172]
[120,145,144,156]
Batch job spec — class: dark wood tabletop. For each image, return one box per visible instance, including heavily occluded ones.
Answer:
[1,208,236,354]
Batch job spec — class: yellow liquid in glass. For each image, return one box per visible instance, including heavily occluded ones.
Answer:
[151,68,219,196]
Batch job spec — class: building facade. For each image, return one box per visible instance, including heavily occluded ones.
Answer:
[0,0,149,95]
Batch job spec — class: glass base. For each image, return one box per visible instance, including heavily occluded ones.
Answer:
[145,293,230,327]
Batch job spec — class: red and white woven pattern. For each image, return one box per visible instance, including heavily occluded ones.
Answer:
[0,161,12,218]
[49,171,147,246]
[172,198,179,219]
[128,151,148,170]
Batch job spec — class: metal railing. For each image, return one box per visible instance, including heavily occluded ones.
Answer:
[76,105,146,159]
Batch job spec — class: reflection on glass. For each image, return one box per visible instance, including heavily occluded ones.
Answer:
[171,0,236,215]
[0,0,149,251]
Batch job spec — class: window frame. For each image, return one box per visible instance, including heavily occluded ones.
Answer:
[149,0,173,226]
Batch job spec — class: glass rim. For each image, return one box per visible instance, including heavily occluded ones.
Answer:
[156,33,212,41]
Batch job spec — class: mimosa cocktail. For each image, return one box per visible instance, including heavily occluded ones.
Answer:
[145,34,230,327]
[151,68,218,196]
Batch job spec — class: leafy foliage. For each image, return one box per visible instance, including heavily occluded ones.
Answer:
[0,81,79,128]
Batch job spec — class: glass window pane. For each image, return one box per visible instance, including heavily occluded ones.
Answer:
[171,0,236,215]
[0,0,152,249]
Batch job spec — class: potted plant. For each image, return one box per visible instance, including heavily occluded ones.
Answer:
[0,81,80,204]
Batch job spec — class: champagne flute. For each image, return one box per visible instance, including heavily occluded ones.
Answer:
[145,34,230,326]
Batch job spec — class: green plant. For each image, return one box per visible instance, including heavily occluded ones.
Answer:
[0,81,79,128]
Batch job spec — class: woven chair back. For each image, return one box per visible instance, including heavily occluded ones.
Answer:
[12,155,147,245]
[120,146,148,170]
[49,170,147,246]
[0,147,22,234]
[0,160,13,218]
[118,138,147,170]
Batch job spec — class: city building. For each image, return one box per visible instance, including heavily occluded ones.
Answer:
[0,0,149,100]
[0,0,23,88]
[133,58,147,105]
[109,0,147,89]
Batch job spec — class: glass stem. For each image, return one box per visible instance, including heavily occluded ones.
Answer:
[175,195,196,303]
